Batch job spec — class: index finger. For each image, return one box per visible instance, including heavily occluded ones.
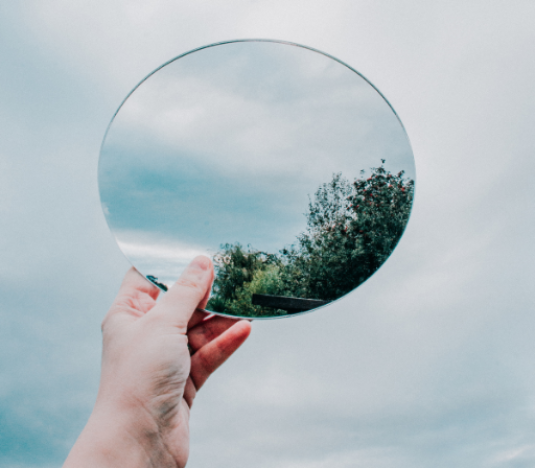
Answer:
[116,267,161,302]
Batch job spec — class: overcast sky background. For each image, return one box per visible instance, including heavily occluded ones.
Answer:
[1,2,534,467]
[99,39,414,288]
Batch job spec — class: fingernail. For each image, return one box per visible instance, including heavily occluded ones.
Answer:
[191,255,211,271]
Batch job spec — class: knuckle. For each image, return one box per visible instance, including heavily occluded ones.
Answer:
[187,330,202,349]
[197,352,213,373]
[204,323,221,343]
[175,278,204,295]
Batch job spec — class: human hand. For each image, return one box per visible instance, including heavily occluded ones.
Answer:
[64,256,251,468]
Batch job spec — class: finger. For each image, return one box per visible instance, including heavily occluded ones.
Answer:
[183,376,197,409]
[104,268,161,324]
[198,265,214,310]
[117,267,161,302]
[149,256,213,332]
[190,320,251,390]
[187,309,210,331]
[188,315,243,352]
[186,263,215,330]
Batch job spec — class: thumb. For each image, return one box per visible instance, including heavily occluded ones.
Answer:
[148,255,214,332]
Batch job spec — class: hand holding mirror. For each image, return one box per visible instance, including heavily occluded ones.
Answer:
[98,39,415,319]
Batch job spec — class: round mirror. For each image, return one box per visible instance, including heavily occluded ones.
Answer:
[99,39,415,319]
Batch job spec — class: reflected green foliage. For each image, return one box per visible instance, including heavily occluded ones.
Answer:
[207,162,414,317]
[207,245,287,317]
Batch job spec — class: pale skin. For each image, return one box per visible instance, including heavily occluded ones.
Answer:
[63,255,252,468]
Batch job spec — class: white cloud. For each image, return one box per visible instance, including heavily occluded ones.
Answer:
[3,1,535,468]
[489,444,535,466]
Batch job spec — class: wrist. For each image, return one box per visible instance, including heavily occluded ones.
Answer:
[63,405,169,468]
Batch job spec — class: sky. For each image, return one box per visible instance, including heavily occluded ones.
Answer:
[99,39,414,290]
[0,1,534,467]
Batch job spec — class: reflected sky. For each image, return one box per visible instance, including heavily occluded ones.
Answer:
[99,40,415,288]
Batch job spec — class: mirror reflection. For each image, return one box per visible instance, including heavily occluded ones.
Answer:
[99,39,415,319]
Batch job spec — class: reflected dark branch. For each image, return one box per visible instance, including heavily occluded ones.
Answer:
[252,294,329,313]
[147,275,168,291]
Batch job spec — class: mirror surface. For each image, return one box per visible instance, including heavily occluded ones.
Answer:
[99,39,415,319]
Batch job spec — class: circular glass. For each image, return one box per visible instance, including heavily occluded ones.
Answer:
[99,39,416,319]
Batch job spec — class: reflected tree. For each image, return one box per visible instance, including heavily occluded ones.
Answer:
[207,161,414,317]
